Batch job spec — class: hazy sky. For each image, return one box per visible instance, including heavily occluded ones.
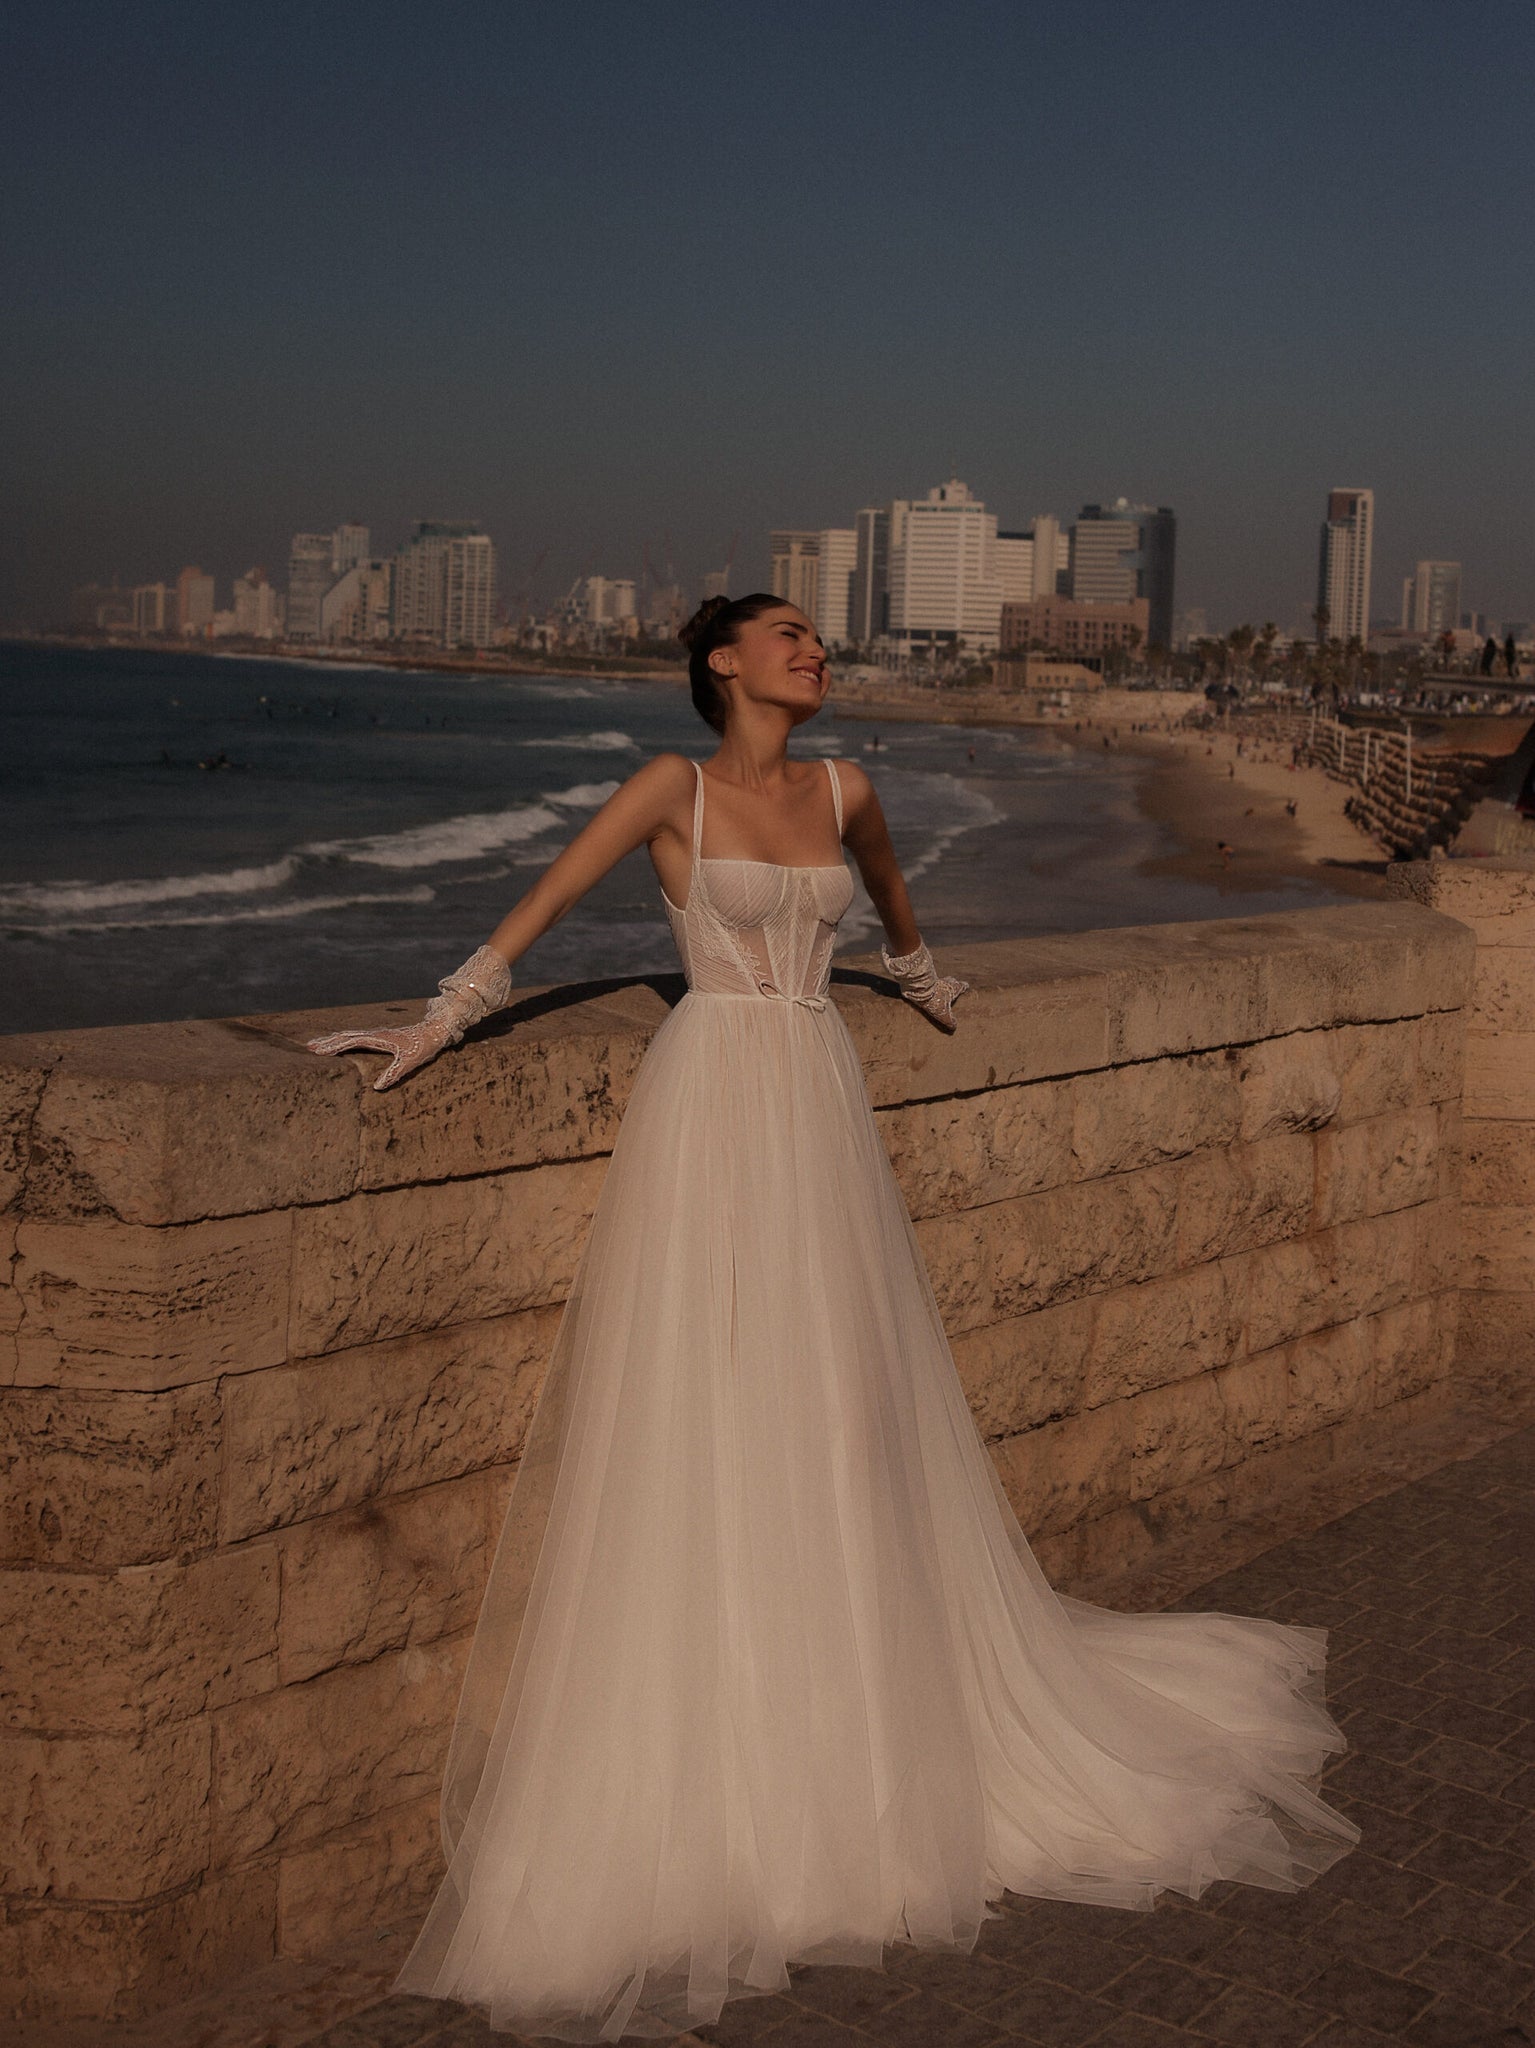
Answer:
[5,0,1534,635]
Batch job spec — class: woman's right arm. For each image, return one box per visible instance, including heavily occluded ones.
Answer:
[307,753,696,1088]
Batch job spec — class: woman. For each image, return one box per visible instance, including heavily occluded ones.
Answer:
[309,593,1357,2043]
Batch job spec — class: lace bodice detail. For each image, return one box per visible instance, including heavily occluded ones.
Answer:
[663,758,855,1010]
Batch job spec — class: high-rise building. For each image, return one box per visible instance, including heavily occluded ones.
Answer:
[176,566,216,637]
[233,569,283,639]
[131,583,170,634]
[1316,489,1374,644]
[1403,560,1462,639]
[769,531,821,620]
[814,528,858,648]
[1031,516,1068,599]
[392,521,496,647]
[582,576,638,628]
[1070,501,1177,649]
[851,507,889,643]
[286,534,335,640]
[319,561,389,642]
[332,523,370,576]
[885,479,1002,653]
[996,532,1036,607]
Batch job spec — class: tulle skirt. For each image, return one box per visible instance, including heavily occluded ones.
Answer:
[395,990,1358,2041]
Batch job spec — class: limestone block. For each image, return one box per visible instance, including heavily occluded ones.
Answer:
[917,1166,1179,1334]
[288,1158,605,1355]
[949,1297,1093,1439]
[1070,1053,1240,1180]
[22,1023,360,1225]
[1327,1020,1422,1122]
[1173,1134,1314,1264]
[0,1382,219,1567]
[0,1865,278,2022]
[347,994,663,1191]
[1472,946,1535,1032]
[1462,1207,1535,1294]
[278,1794,441,1960]
[1129,1351,1288,1501]
[212,1635,466,1863]
[279,1473,493,1683]
[1408,1196,1461,1297]
[1457,1289,1535,1394]
[1365,1105,1444,1217]
[877,1078,1073,1219]
[0,1056,50,1216]
[12,1212,291,1391]
[1462,1030,1535,1121]
[1415,1007,1467,1105]
[1261,903,1471,1032]
[220,1307,558,1541]
[845,941,1112,1107]
[1313,1121,1371,1230]
[1460,1120,1535,1207]
[1235,1237,1331,1356]
[1389,858,1535,942]
[1101,923,1267,1061]
[1280,1319,1372,1438]
[1370,1292,1455,1406]
[0,1718,211,1898]
[0,1544,279,1736]
[1086,1262,1242,1408]
[990,1401,1133,1538]
[1236,1038,1341,1142]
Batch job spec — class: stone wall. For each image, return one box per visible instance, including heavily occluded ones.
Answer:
[1391,860,1535,1392]
[0,892,1511,2023]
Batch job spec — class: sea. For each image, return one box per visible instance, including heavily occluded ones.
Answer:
[0,641,1352,1034]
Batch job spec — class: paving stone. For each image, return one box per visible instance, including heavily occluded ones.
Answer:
[1303,1959,1436,2034]
[969,1976,1116,2045]
[1094,1952,1224,2025]
[1192,1980,1328,2045]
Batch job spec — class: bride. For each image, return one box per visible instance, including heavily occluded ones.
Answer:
[308,593,1357,2042]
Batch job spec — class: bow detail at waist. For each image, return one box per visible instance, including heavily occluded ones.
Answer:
[689,987,827,1013]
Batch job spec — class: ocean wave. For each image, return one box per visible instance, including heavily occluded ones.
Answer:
[541,780,621,807]
[1,886,436,936]
[0,857,300,917]
[304,804,567,870]
[520,730,638,752]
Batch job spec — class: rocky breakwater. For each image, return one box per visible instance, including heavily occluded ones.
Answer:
[4,883,1528,2025]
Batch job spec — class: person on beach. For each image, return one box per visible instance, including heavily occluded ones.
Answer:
[308,593,1357,2042]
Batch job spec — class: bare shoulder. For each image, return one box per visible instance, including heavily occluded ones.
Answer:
[635,750,699,788]
[826,756,877,814]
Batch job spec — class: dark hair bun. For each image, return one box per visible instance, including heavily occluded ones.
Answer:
[677,594,733,653]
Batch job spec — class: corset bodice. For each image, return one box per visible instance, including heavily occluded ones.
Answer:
[662,757,855,1011]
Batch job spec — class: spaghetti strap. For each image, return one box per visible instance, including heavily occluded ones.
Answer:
[690,758,705,873]
[824,756,844,840]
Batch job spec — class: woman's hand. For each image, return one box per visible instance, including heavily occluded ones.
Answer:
[307,943,514,1089]
[306,1017,456,1091]
[880,941,971,1033]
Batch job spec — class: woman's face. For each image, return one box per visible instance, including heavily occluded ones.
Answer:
[711,605,828,726]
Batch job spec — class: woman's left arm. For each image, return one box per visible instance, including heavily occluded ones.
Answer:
[837,761,971,1031]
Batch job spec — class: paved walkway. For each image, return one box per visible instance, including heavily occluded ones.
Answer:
[45,1422,1535,2048]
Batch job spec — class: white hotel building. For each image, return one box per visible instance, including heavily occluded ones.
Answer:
[885,479,1002,654]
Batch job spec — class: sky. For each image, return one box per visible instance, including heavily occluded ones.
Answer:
[4,0,1534,636]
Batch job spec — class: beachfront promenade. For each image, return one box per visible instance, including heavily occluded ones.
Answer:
[4,860,1535,2045]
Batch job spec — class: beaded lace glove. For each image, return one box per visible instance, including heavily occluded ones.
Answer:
[880,940,971,1033]
[306,945,513,1090]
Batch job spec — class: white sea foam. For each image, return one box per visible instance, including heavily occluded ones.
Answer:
[4,887,436,935]
[0,858,300,918]
[520,730,638,752]
[540,780,621,808]
[304,804,567,870]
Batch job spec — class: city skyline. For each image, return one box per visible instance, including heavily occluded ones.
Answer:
[5,4,1533,636]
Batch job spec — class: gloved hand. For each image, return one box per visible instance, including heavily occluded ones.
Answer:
[880,940,970,1032]
[306,944,513,1090]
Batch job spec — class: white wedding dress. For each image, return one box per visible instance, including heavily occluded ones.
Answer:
[394,755,1358,2041]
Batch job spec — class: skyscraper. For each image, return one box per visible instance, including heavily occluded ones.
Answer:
[286,534,335,640]
[996,532,1036,607]
[769,532,821,620]
[851,507,889,643]
[1316,489,1374,644]
[814,528,858,648]
[1404,560,1462,640]
[392,521,496,647]
[1070,501,1177,650]
[175,566,215,637]
[333,523,370,576]
[885,479,1002,654]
